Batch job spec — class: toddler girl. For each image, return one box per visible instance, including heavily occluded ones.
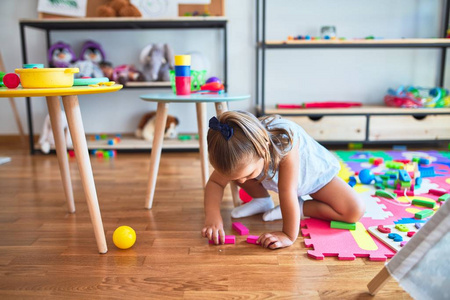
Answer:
[201,111,364,249]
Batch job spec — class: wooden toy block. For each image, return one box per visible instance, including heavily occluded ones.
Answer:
[398,170,411,182]
[208,235,236,245]
[232,222,249,235]
[395,224,409,232]
[429,189,447,196]
[412,199,436,209]
[246,235,260,244]
[407,231,415,237]
[377,225,391,233]
[438,194,449,202]
[414,209,434,219]
[375,190,396,199]
[330,220,356,230]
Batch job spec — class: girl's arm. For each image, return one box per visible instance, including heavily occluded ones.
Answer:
[202,170,228,244]
[259,144,300,249]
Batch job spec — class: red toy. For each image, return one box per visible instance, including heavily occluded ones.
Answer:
[3,73,20,88]
[200,81,224,92]
[276,102,362,109]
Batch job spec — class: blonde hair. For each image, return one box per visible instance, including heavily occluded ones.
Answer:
[207,111,293,180]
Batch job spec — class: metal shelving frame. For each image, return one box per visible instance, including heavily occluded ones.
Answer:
[255,0,450,145]
[19,17,228,154]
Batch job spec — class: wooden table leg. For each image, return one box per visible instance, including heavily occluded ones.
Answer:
[196,102,208,187]
[214,102,241,207]
[62,95,107,254]
[145,102,169,209]
[46,96,75,213]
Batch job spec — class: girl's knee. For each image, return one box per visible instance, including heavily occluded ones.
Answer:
[343,197,365,223]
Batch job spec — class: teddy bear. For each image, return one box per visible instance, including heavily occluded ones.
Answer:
[38,111,73,154]
[96,0,142,17]
[135,111,179,142]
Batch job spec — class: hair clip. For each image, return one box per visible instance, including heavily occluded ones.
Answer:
[209,116,233,141]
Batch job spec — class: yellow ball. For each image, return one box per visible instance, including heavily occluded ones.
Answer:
[113,226,136,249]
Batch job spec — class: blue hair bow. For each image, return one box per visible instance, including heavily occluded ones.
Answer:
[209,116,233,141]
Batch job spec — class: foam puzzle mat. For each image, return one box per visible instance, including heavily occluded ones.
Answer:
[300,150,450,261]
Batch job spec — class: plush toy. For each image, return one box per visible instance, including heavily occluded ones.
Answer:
[96,0,142,17]
[38,111,73,154]
[71,40,106,78]
[79,40,106,64]
[135,111,179,142]
[48,41,77,68]
[99,62,145,84]
[140,44,175,82]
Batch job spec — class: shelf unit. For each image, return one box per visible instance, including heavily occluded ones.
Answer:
[255,0,450,144]
[19,17,228,153]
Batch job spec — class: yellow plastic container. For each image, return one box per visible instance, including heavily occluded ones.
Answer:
[15,68,79,88]
[174,55,191,66]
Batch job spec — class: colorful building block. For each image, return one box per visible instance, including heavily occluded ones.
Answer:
[429,189,447,196]
[209,235,236,245]
[438,194,449,202]
[412,199,436,209]
[414,209,433,219]
[398,170,411,182]
[348,176,356,187]
[330,220,356,230]
[232,222,249,235]
[246,235,260,244]
[407,231,415,237]
[375,190,397,199]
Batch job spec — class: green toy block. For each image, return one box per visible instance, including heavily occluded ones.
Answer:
[330,220,356,230]
[415,209,433,219]
[412,199,436,209]
[348,143,363,150]
[438,194,449,202]
[400,181,412,188]
[412,157,420,163]
[178,135,192,141]
[375,190,397,199]
[375,183,385,190]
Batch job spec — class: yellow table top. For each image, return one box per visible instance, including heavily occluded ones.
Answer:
[0,85,123,97]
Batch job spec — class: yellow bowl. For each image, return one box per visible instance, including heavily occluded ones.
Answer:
[15,68,79,88]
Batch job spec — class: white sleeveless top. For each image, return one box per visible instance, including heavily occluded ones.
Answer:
[256,118,340,196]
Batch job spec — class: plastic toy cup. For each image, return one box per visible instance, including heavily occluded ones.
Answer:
[175,76,191,95]
[174,55,191,66]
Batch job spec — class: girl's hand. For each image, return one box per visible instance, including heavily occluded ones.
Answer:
[258,231,294,249]
[202,218,225,245]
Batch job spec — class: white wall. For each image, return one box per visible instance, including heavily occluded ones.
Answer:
[0,0,448,135]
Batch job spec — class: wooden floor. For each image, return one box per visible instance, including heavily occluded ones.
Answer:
[0,143,412,299]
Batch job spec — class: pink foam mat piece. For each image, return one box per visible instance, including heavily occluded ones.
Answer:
[300,159,448,261]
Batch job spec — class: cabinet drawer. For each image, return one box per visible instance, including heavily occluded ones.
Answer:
[369,115,450,141]
[285,116,367,141]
